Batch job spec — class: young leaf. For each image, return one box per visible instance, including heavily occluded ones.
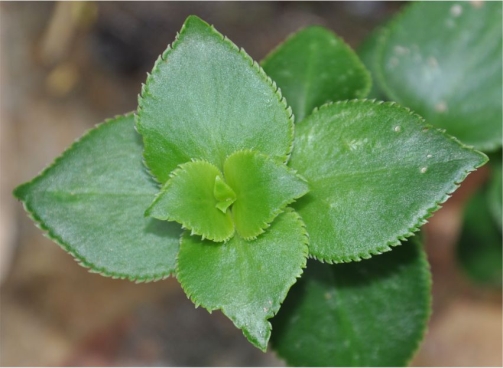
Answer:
[223,150,309,239]
[289,100,487,263]
[136,15,294,183]
[13,114,181,281]
[213,175,237,214]
[262,26,371,123]
[271,236,431,367]
[176,208,308,351]
[376,1,502,151]
[146,161,234,242]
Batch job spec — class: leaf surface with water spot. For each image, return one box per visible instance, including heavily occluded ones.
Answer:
[289,100,486,262]
[376,1,502,151]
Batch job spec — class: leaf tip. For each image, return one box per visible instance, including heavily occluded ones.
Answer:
[183,14,211,31]
[12,182,29,201]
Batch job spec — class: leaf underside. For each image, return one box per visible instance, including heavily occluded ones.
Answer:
[271,236,431,367]
[136,15,294,183]
[176,208,309,351]
[14,114,181,281]
[289,100,487,263]
[376,1,502,151]
[262,26,371,123]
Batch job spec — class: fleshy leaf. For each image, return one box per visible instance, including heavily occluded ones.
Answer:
[223,150,309,239]
[262,26,371,123]
[136,15,294,183]
[289,100,487,262]
[13,114,181,281]
[146,161,234,242]
[457,174,502,287]
[376,1,502,151]
[176,208,309,351]
[271,236,431,366]
[213,176,236,214]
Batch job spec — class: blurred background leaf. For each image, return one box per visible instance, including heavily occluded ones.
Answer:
[457,155,502,287]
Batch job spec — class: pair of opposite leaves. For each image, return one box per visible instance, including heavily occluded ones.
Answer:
[14,15,486,352]
[145,150,309,242]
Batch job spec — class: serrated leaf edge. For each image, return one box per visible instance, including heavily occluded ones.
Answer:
[272,235,433,366]
[13,113,176,283]
[261,25,373,111]
[175,207,310,351]
[300,99,488,264]
[145,159,235,243]
[135,15,296,184]
[226,149,310,241]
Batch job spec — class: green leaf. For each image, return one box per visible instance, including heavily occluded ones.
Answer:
[357,27,388,100]
[223,150,309,239]
[146,161,234,242]
[289,100,487,262]
[136,15,294,183]
[262,26,371,123]
[376,1,502,151]
[13,114,181,281]
[271,236,431,367]
[176,208,308,351]
[457,175,502,287]
[213,175,237,214]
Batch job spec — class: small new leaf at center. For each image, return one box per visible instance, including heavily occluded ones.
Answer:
[214,175,236,214]
[224,150,309,239]
[145,160,234,242]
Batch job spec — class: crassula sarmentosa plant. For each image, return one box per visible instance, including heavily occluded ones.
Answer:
[14,14,488,366]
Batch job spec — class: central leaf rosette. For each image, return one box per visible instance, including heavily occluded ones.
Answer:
[146,150,309,242]
[135,15,311,350]
[136,16,309,244]
[137,15,310,245]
